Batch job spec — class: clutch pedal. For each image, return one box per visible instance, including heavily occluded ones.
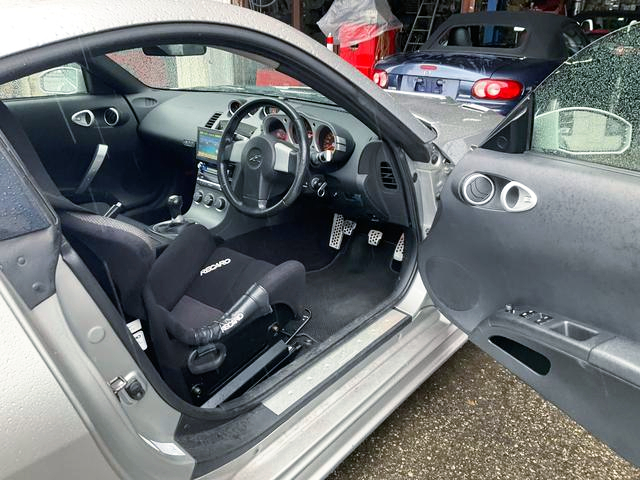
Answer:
[343,219,357,236]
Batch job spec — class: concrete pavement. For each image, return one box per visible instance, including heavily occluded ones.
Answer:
[329,343,640,480]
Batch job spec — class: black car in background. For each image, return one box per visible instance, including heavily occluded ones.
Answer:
[374,11,590,114]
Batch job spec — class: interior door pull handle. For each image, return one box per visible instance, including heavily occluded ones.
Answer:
[500,181,537,213]
[76,144,108,195]
[71,109,95,127]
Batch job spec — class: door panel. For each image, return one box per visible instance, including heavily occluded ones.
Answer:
[419,147,640,465]
[6,94,170,211]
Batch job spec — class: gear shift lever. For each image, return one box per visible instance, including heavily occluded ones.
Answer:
[168,195,184,224]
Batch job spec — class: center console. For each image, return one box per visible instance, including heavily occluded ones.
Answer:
[187,127,231,228]
[150,127,231,237]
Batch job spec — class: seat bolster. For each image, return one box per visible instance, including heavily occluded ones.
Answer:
[257,260,306,316]
[61,211,157,319]
[146,223,217,310]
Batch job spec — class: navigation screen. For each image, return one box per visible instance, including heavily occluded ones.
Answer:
[196,127,222,163]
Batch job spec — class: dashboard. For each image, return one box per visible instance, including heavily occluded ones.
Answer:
[138,90,409,227]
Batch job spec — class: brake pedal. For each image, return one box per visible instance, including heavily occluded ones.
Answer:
[329,213,345,250]
[393,233,405,262]
[367,229,383,246]
[343,219,357,236]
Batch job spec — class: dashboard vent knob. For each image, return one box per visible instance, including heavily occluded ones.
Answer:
[461,173,495,206]
[379,161,398,190]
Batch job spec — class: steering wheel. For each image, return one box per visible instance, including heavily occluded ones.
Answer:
[217,98,309,217]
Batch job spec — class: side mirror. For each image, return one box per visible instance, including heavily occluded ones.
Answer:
[141,44,206,57]
[533,107,632,155]
[39,66,83,94]
[481,94,535,154]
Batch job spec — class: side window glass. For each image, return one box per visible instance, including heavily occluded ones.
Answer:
[562,29,584,56]
[0,63,87,100]
[532,25,640,171]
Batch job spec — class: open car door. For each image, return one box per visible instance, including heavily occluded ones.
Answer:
[419,24,640,466]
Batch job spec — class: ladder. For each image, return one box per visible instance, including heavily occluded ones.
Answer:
[403,0,441,52]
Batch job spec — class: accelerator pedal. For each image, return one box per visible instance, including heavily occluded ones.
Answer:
[329,213,345,250]
[343,219,357,236]
[367,229,383,246]
[393,233,405,262]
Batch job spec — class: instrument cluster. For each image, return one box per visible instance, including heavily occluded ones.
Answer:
[261,111,353,170]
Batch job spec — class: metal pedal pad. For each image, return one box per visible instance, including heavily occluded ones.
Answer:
[343,219,357,236]
[393,233,405,262]
[329,213,345,250]
[367,229,383,246]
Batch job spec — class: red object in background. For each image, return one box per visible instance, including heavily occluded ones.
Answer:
[471,79,523,100]
[338,24,397,79]
[326,33,334,51]
[372,69,388,88]
[255,69,303,87]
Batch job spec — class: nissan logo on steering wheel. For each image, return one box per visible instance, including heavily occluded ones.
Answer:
[247,149,263,169]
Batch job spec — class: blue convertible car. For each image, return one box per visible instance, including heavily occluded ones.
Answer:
[374,11,590,114]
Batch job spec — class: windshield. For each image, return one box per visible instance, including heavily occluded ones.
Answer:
[107,47,333,104]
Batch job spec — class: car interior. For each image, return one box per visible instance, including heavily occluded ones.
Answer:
[0,45,414,407]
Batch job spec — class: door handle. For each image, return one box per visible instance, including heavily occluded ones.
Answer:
[75,144,108,195]
[500,181,537,212]
[71,109,95,127]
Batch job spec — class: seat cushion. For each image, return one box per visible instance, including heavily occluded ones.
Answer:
[185,247,275,313]
[171,295,224,330]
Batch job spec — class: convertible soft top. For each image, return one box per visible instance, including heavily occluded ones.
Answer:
[422,11,580,59]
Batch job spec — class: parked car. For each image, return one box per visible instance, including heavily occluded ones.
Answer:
[374,11,590,114]
[575,10,640,39]
[1,2,640,479]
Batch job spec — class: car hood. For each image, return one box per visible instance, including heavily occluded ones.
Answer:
[379,52,525,80]
[388,91,503,163]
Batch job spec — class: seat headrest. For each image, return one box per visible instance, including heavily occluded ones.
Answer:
[450,27,472,47]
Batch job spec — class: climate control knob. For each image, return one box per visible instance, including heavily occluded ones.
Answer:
[203,194,215,207]
[214,197,226,210]
[193,190,204,203]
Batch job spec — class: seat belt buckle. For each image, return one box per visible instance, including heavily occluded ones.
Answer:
[103,201,122,218]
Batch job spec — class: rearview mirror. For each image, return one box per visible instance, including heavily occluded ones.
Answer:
[39,66,83,94]
[533,107,632,155]
[142,44,206,56]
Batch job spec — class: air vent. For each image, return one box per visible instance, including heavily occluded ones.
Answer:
[104,107,120,126]
[380,161,398,190]
[205,112,222,128]
[461,173,495,206]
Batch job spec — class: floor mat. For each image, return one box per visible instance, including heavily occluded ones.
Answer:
[300,233,399,342]
[224,214,337,271]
